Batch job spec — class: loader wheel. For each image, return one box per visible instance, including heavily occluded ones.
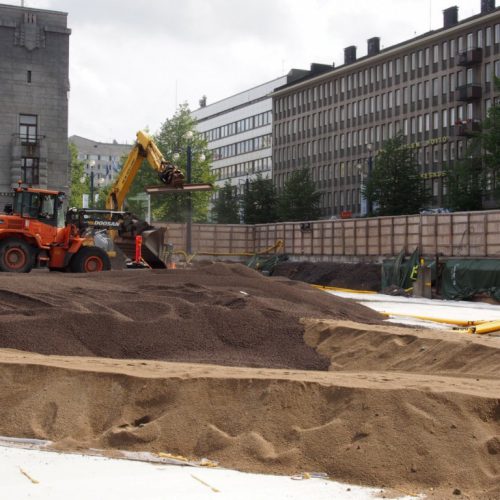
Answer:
[0,238,35,273]
[70,246,111,273]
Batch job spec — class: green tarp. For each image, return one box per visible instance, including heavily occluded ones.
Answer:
[381,248,421,290]
[441,259,500,300]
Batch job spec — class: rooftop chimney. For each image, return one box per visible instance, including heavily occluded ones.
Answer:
[367,37,380,56]
[309,63,332,75]
[481,0,495,13]
[344,45,357,65]
[443,6,459,29]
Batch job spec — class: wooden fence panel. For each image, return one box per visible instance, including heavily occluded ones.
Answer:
[153,210,500,261]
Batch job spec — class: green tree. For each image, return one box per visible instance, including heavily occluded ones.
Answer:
[276,168,320,221]
[212,182,240,223]
[242,174,277,224]
[128,103,214,222]
[68,142,89,207]
[446,77,500,211]
[364,134,428,216]
[446,155,484,211]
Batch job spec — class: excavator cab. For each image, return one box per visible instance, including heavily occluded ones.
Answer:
[12,188,66,227]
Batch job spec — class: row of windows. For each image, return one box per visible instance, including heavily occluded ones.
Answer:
[78,153,122,162]
[202,111,272,142]
[212,134,272,160]
[273,99,494,165]
[275,23,500,112]
[275,63,500,142]
[275,97,495,160]
[276,137,466,183]
[214,157,272,181]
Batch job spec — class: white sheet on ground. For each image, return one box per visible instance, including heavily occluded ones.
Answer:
[0,445,420,500]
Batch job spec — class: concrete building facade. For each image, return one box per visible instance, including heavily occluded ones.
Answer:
[69,135,131,187]
[0,3,70,208]
[192,75,305,216]
[272,0,500,217]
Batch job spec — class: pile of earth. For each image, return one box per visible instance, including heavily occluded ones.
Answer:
[273,261,381,291]
[0,263,499,498]
[0,263,381,369]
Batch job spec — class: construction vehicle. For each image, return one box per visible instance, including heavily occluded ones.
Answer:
[0,131,211,273]
[103,131,212,266]
[0,184,111,272]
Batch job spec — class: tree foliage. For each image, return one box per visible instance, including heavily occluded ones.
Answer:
[364,134,428,216]
[68,142,89,208]
[213,182,240,224]
[127,103,215,222]
[445,155,484,211]
[276,168,320,222]
[242,174,277,224]
[446,77,500,211]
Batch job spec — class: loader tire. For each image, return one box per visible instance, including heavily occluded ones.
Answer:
[0,238,35,273]
[70,246,111,273]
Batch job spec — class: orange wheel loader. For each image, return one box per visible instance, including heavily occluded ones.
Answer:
[0,184,110,273]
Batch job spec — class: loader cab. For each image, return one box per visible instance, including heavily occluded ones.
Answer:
[13,188,66,227]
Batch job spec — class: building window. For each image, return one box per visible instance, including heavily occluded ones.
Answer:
[478,29,483,48]
[19,114,37,143]
[442,75,448,95]
[442,41,448,60]
[486,27,492,46]
[21,157,39,185]
[495,24,500,44]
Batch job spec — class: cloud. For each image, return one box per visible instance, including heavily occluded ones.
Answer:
[4,0,485,142]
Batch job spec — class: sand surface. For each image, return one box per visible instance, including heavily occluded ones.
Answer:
[0,264,498,499]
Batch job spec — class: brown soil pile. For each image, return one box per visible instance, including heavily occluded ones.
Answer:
[273,261,381,291]
[0,263,499,498]
[0,263,381,369]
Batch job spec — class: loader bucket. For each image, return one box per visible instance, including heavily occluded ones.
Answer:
[140,227,168,268]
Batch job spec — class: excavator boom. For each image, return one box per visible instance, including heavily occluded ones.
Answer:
[106,131,185,211]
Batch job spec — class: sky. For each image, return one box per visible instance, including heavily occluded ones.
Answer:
[2,0,481,143]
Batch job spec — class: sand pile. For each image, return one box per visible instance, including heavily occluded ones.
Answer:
[0,263,499,498]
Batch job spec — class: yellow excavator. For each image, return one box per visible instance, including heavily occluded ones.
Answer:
[77,130,212,267]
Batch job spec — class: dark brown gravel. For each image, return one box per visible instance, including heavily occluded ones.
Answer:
[0,263,382,370]
[273,261,382,291]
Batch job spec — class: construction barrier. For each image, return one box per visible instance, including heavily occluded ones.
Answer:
[153,208,500,261]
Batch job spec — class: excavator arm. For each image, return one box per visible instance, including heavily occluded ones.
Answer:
[105,131,184,211]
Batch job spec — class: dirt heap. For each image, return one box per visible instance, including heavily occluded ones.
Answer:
[273,261,382,291]
[0,263,380,369]
[0,263,499,499]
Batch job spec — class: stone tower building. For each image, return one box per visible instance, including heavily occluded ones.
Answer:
[0,3,70,207]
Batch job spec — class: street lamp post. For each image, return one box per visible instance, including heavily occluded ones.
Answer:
[186,132,193,255]
[175,131,205,255]
[356,162,366,216]
[89,160,95,208]
[367,143,373,216]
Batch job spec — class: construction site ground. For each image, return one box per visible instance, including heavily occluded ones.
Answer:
[0,263,499,499]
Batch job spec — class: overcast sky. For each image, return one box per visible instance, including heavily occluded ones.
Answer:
[3,0,480,143]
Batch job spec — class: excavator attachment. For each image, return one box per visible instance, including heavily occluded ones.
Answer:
[145,182,213,194]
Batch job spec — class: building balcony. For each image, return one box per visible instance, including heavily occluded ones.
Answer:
[456,47,483,66]
[454,119,481,137]
[11,134,46,157]
[456,84,482,102]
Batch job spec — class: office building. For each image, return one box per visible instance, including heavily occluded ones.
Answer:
[272,0,500,217]
[192,74,307,213]
[69,135,131,187]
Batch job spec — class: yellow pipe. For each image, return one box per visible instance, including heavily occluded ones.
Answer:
[471,320,500,334]
[381,312,487,327]
[312,285,377,294]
